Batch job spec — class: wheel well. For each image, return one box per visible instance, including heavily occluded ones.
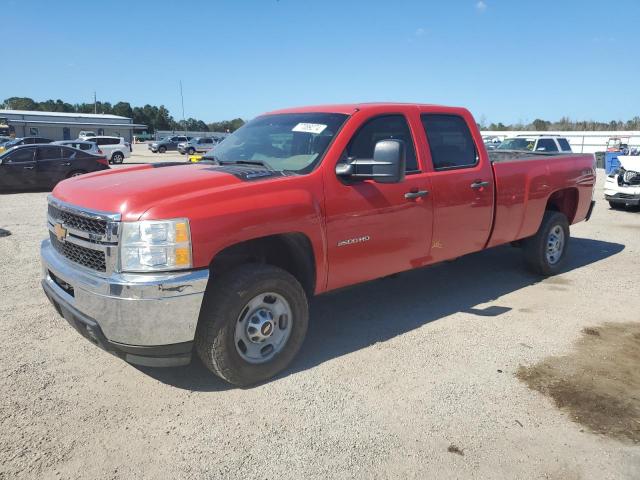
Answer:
[209,233,316,297]
[545,188,578,223]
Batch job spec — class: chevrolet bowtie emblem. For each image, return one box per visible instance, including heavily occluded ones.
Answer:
[54,223,67,242]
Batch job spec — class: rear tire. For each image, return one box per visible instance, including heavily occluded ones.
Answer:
[67,170,87,178]
[112,152,124,164]
[196,264,309,387]
[522,211,570,276]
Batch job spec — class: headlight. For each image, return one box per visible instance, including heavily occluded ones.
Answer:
[120,219,192,272]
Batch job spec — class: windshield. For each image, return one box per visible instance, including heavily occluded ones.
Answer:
[497,138,535,151]
[204,112,348,173]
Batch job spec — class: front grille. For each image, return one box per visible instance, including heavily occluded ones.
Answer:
[50,232,107,272]
[48,204,107,236]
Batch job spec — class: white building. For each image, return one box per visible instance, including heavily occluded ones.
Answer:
[0,109,146,142]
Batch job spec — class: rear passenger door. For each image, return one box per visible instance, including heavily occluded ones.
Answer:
[419,112,495,262]
[36,145,68,188]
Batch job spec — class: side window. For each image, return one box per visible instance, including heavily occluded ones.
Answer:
[343,115,419,172]
[61,147,75,159]
[536,139,558,152]
[5,148,35,163]
[557,138,572,152]
[421,114,477,170]
[108,138,120,145]
[204,138,213,144]
[37,146,62,159]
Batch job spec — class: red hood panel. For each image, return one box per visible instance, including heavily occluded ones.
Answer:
[52,164,243,221]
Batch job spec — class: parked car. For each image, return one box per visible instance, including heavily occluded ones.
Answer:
[40,103,596,386]
[0,136,13,146]
[148,135,191,153]
[0,136,53,153]
[497,135,573,153]
[177,137,218,155]
[604,155,640,209]
[87,136,131,164]
[78,131,96,140]
[0,144,109,191]
[53,140,103,156]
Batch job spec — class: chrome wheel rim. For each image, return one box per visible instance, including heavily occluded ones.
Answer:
[234,292,292,364]
[546,225,565,265]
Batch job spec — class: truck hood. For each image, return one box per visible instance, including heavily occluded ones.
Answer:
[52,163,246,221]
[618,156,640,172]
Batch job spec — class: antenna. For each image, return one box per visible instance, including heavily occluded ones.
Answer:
[179,81,186,135]
[93,91,97,114]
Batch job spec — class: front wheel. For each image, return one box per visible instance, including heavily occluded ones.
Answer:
[195,264,309,386]
[522,210,570,276]
[187,147,196,155]
[609,201,624,210]
[158,146,166,153]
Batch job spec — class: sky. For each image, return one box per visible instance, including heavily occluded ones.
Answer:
[1,0,639,125]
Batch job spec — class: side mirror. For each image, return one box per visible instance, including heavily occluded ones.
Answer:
[336,139,406,184]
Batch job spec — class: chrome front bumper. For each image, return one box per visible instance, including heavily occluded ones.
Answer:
[41,239,209,365]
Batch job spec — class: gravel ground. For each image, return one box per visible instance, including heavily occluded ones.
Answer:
[1,149,639,479]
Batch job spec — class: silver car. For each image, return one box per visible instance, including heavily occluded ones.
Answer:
[53,140,102,155]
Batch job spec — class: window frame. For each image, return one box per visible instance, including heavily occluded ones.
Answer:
[341,113,422,175]
[420,113,479,172]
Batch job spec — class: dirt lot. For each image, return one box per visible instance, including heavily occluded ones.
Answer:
[1,148,639,479]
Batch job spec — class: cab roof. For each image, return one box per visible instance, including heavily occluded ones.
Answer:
[264,102,463,116]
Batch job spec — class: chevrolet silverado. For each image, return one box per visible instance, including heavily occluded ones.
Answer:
[41,103,596,386]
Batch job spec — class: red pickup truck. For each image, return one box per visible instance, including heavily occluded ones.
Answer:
[41,103,596,386]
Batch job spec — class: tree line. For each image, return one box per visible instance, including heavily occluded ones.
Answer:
[479,116,640,131]
[1,97,245,133]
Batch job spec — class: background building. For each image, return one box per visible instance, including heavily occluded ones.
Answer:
[0,109,146,142]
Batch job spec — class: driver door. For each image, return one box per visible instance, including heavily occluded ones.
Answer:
[0,147,37,189]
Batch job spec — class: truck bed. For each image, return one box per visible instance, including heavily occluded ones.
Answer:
[486,151,596,248]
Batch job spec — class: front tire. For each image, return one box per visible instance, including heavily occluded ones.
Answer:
[158,146,166,153]
[609,201,624,210]
[522,210,570,276]
[196,264,309,386]
[188,147,196,155]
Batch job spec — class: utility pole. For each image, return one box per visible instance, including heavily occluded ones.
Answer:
[93,91,97,114]
[179,81,186,135]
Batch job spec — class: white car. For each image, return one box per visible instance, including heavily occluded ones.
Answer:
[78,131,96,140]
[604,156,640,209]
[497,135,573,153]
[89,136,131,164]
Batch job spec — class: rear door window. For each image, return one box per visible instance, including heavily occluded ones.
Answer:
[421,114,477,170]
[536,139,559,152]
[558,138,572,151]
[61,147,75,159]
[37,146,62,160]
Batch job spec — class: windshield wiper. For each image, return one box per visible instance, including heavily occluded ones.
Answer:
[219,159,274,170]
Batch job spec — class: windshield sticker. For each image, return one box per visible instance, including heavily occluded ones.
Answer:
[292,123,327,134]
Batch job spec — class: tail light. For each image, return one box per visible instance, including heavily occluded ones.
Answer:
[96,156,109,167]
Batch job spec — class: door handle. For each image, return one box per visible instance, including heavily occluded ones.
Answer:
[62,162,71,166]
[405,190,429,200]
[470,180,490,190]
[23,166,34,170]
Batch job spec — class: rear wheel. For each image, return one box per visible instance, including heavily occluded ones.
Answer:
[522,211,570,276]
[67,170,87,178]
[112,152,124,164]
[196,264,308,386]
